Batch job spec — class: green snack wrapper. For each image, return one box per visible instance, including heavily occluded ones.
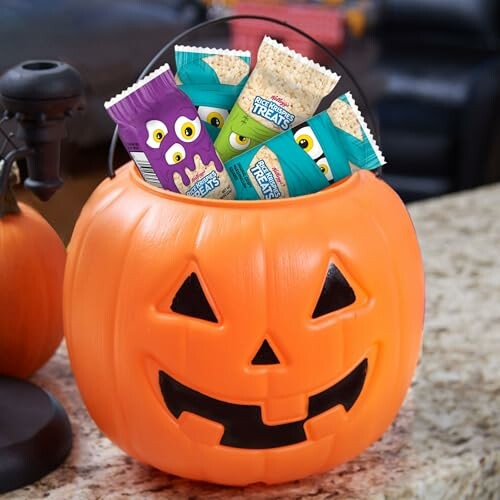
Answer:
[223,92,386,200]
[214,36,340,162]
[175,45,251,141]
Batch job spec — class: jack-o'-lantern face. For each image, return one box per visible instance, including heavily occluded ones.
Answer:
[64,165,424,486]
[157,264,368,450]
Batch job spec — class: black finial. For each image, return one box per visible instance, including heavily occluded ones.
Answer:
[0,60,84,201]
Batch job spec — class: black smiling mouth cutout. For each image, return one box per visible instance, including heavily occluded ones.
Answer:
[159,358,368,449]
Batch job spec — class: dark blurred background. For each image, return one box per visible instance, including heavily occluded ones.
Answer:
[1,0,499,242]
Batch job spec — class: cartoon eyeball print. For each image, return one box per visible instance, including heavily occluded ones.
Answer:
[198,106,229,130]
[293,125,333,182]
[146,116,201,150]
[229,133,251,151]
[174,116,201,143]
[146,120,168,149]
[165,143,186,165]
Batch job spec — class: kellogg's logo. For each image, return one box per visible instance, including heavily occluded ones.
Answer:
[271,95,289,108]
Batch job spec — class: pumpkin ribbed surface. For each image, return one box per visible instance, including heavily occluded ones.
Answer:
[64,163,424,485]
[0,203,66,378]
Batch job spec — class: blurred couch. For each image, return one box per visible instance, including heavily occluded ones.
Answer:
[0,0,206,148]
[374,0,500,201]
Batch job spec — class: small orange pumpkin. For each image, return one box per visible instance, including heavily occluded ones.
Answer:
[64,163,424,485]
[0,193,66,378]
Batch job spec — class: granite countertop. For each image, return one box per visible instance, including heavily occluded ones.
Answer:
[6,183,500,499]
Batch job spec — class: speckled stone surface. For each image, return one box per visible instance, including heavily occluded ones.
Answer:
[5,183,500,499]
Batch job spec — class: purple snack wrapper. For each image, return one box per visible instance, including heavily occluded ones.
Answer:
[104,63,235,199]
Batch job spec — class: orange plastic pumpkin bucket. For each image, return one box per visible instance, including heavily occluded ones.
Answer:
[64,17,424,486]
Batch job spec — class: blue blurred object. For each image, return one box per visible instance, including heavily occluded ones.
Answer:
[0,0,206,147]
[373,0,500,201]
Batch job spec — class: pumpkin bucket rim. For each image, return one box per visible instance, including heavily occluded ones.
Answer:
[125,161,372,209]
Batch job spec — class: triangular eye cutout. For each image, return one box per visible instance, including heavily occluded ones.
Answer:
[171,273,218,323]
[312,264,356,318]
[251,340,280,365]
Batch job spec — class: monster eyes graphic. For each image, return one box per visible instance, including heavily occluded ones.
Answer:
[316,157,333,181]
[198,106,229,130]
[294,126,322,159]
[174,116,201,143]
[294,125,333,181]
[229,132,251,151]
[146,120,168,149]
[165,143,186,165]
[145,115,204,161]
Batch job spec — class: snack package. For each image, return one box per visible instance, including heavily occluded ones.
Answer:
[175,45,251,141]
[223,92,385,200]
[105,63,235,199]
[214,36,340,162]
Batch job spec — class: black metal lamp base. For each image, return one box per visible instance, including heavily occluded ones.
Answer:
[0,376,72,493]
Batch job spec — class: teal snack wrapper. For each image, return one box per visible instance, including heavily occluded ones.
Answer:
[175,45,251,140]
[213,36,340,163]
[224,92,386,200]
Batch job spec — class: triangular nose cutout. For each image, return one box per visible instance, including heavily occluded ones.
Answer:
[251,340,280,365]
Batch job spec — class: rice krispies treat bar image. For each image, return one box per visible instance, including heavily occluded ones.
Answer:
[202,54,250,85]
[238,37,339,129]
[175,45,251,141]
[175,45,250,86]
[246,146,290,200]
[323,92,385,171]
[214,36,340,162]
[173,154,236,200]
[327,97,364,141]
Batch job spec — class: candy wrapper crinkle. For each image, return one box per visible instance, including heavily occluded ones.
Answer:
[214,36,340,162]
[223,92,385,200]
[104,63,235,199]
[175,45,251,140]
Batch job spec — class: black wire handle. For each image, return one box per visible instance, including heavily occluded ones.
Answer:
[0,113,20,198]
[107,14,378,178]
